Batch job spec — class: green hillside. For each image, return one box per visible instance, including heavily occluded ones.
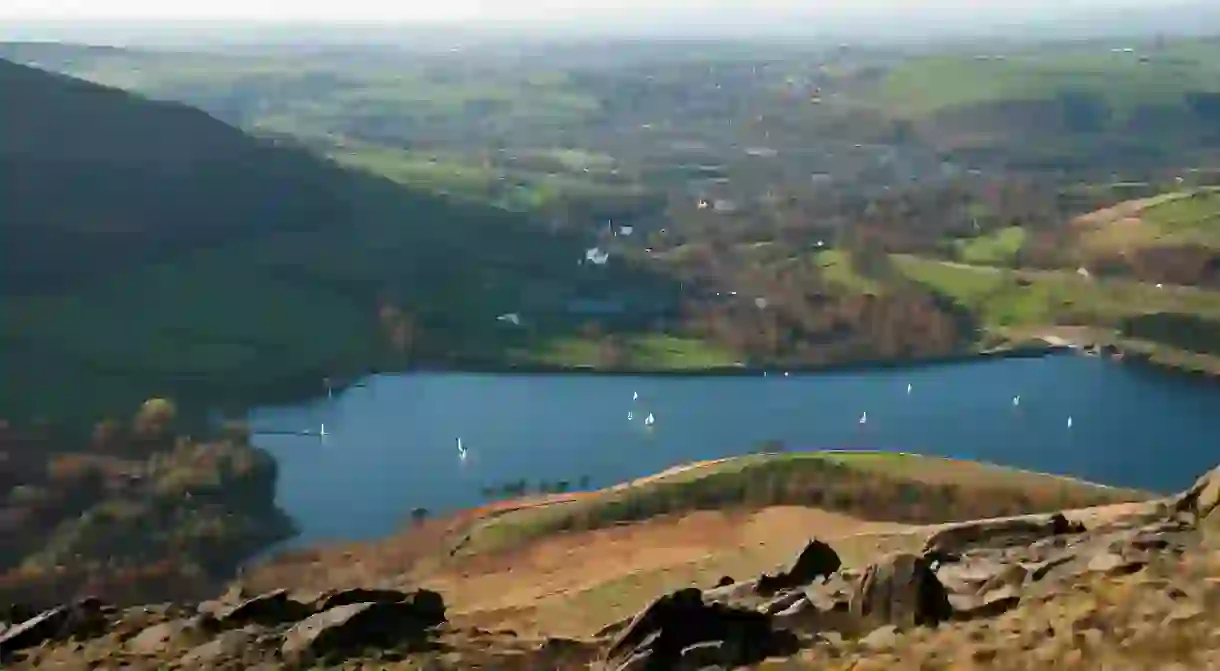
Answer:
[874,40,1220,167]
[0,59,683,428]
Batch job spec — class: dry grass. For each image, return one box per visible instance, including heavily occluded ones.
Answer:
[242,453,1153,641]
[426,506,918,637]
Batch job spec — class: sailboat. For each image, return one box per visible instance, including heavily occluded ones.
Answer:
[457,437,468,461]
[644,412,655,426]
[906,383,912,395]
[1013,395,1021,407]
[633,391,639,401]
[319,423,327,438]
[1067,416,1073,429]
[859,412,868,425]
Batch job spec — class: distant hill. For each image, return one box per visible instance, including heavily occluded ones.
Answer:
[0,56,353,291]
[0,59,681,427]
[870,38,1220,169]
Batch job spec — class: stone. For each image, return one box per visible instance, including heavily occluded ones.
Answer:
[1087,552,1147,577]
[312,587,411,612]
[281,595,446,666]
[677,640,727,668]
[1027,554,1077,582]
[603,587,792,670]
[950,585,1022,621]
[859,625,899,650]
[850,553,952,629]
[761,590,805,615]
[922,513,1085,556]
[0,598,108,658]
[755,539,842,595]
[215,589,312,628]
[1164,602,1205,626]
[126,619,205,655]
[1173,464,1220,524]
[977,564,1027,594]
[177,628,257,667]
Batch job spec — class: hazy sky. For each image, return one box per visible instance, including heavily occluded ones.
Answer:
[0,0,1170,23]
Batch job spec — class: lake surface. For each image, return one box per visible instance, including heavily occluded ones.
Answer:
[249,355,1220,548]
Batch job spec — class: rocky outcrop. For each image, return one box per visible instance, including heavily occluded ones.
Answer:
[1,587,447,668]
[850,552,953,629]
[921,512,1086,555]
[1174,464,1220,534]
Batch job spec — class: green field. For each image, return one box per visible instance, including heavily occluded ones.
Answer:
[880,41,1220,119]
[953,227,1028,266]
[814,249,884,294]
[1140,189,1220,241]
[529,334,738,369]
[892,255,1220,331]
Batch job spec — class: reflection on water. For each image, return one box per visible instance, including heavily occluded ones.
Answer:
[250,356,1220,547]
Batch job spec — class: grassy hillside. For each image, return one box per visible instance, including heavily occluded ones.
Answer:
[0,59,686,428]
[458,451,1149,555]
[881,46,1220,120]
[875,40,1220,167]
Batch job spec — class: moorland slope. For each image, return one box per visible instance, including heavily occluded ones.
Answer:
[8,451,1220,670]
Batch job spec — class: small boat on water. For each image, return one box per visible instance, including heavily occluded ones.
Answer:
[644,412,655,426]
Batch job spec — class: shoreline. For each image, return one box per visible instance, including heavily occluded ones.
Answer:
[398,341,1072,378]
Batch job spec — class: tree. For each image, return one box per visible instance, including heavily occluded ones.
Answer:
[90,419,123,451]
[410,507,429,525]
[133,398,177,439]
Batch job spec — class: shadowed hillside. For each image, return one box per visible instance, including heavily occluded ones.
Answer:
[0,57,354,292]
[0,58,685,428]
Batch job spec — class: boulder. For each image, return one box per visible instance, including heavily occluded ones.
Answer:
[177,628,259,667]
[127,618,208,656]
[0,597,108,658]
[1087,551,1147,577]
[1027,554,1077,583]
[755,539,842,595]
[976,564,1028,595]
[312,587,413,612]
[603,587,795,670]
[1173,464,1220,528]
[922,513,1085,556]
[215,589,312,628]
[849,553,952,630]
[281,593,446,666]
[949,585,1023,621]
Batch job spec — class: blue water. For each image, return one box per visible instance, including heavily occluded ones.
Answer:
[249,355,1220,547]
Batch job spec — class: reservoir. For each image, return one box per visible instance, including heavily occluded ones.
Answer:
[250,355,1220,547]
